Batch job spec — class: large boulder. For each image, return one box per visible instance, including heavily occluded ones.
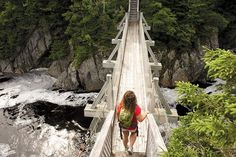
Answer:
[53,63,79,90]
[77,55,110,91]
[52,53,111,91]
[48,60,70,78]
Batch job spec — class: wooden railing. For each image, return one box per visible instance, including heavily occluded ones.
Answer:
[88,13,129,157]
[112,13,129,106]
[139,12,167,156]
[87,74,113,136]
[153,77,171,114]
[90,74,113,110]
[89,111,115,157]
[140,12,171,114]
[139,12,155,111]
[137,0,140,12]
[88,11,170,157]
[146,114,167,156]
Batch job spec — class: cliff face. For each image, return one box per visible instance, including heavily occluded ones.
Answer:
[159,34,219,87]
[0,29,219,90]
[49,54,110,91]
[0,29,51,74]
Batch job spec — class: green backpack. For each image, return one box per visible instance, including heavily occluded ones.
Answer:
[119,107,134,128]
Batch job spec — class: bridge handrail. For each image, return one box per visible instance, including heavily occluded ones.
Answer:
[112,13,129,106]
[89,111,114,157]
[88,74,113,137]
[117,15,126,30]
[137,0,140,12]
[139,12,155,111]
[128,0,131,12]
[153,77,172,114]
[140,12,171,113]
[88,13,129,156]
[90,74,113,110]
[140,12,158,65]
[146,114,167,156]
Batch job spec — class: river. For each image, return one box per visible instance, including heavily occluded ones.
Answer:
[0,68,96,157]
[0,68,223,157]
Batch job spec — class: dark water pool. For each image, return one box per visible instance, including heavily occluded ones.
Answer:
[0,101,93,157]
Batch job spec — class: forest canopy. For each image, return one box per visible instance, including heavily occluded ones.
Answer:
[0,0,235,65]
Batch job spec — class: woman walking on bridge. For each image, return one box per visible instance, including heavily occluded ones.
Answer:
[116,90,149,155]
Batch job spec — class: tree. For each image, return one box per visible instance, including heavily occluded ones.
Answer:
[63,0,127,66]
[0,0,71,60]
[140,0,228,51]
[163,48,236,157]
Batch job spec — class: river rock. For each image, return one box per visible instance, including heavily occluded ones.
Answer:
[78,56,108,91]
[48,60,69,78]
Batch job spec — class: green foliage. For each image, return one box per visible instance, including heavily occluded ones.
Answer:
[73,45,89,67]
[203,48,236,93]
[49,39,69,60]
[141,0,229,51]
[163,49,236,157]
[64,0,126,66]
[0,0,70,60]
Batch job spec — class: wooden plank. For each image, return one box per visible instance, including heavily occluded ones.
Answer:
[112,21,148,154]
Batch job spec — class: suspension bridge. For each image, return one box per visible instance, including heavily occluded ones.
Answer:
[84,0,178,156]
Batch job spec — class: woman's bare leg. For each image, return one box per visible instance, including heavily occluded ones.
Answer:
[122,131,129,149]
[129,132,137,148]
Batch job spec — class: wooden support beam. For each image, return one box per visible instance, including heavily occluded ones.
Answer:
[153,77,172,114]
[112,39,121,44]
[84,102,109,118]
[144,26,151,30]
[146,40,155,46]
[144,28,152,42]
[147,45,158,65]
[103,60,116,68]
[106,74,113,110]
[117,14,126,30]
[108,42,121,61]
[154,108,178,125]
[150,62,162,71]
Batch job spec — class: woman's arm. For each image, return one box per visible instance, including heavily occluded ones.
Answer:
[116,103,121,119]
[136,111,149,122]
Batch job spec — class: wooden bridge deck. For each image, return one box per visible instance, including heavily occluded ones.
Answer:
[112,152,145,157]
[86,6,173,156]
[112,22,148,155]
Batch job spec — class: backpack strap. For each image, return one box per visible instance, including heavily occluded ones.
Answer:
[118,122,123,139]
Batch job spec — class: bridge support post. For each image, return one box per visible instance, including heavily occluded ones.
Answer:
[153,77,172,114]
[106,74,113,110]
